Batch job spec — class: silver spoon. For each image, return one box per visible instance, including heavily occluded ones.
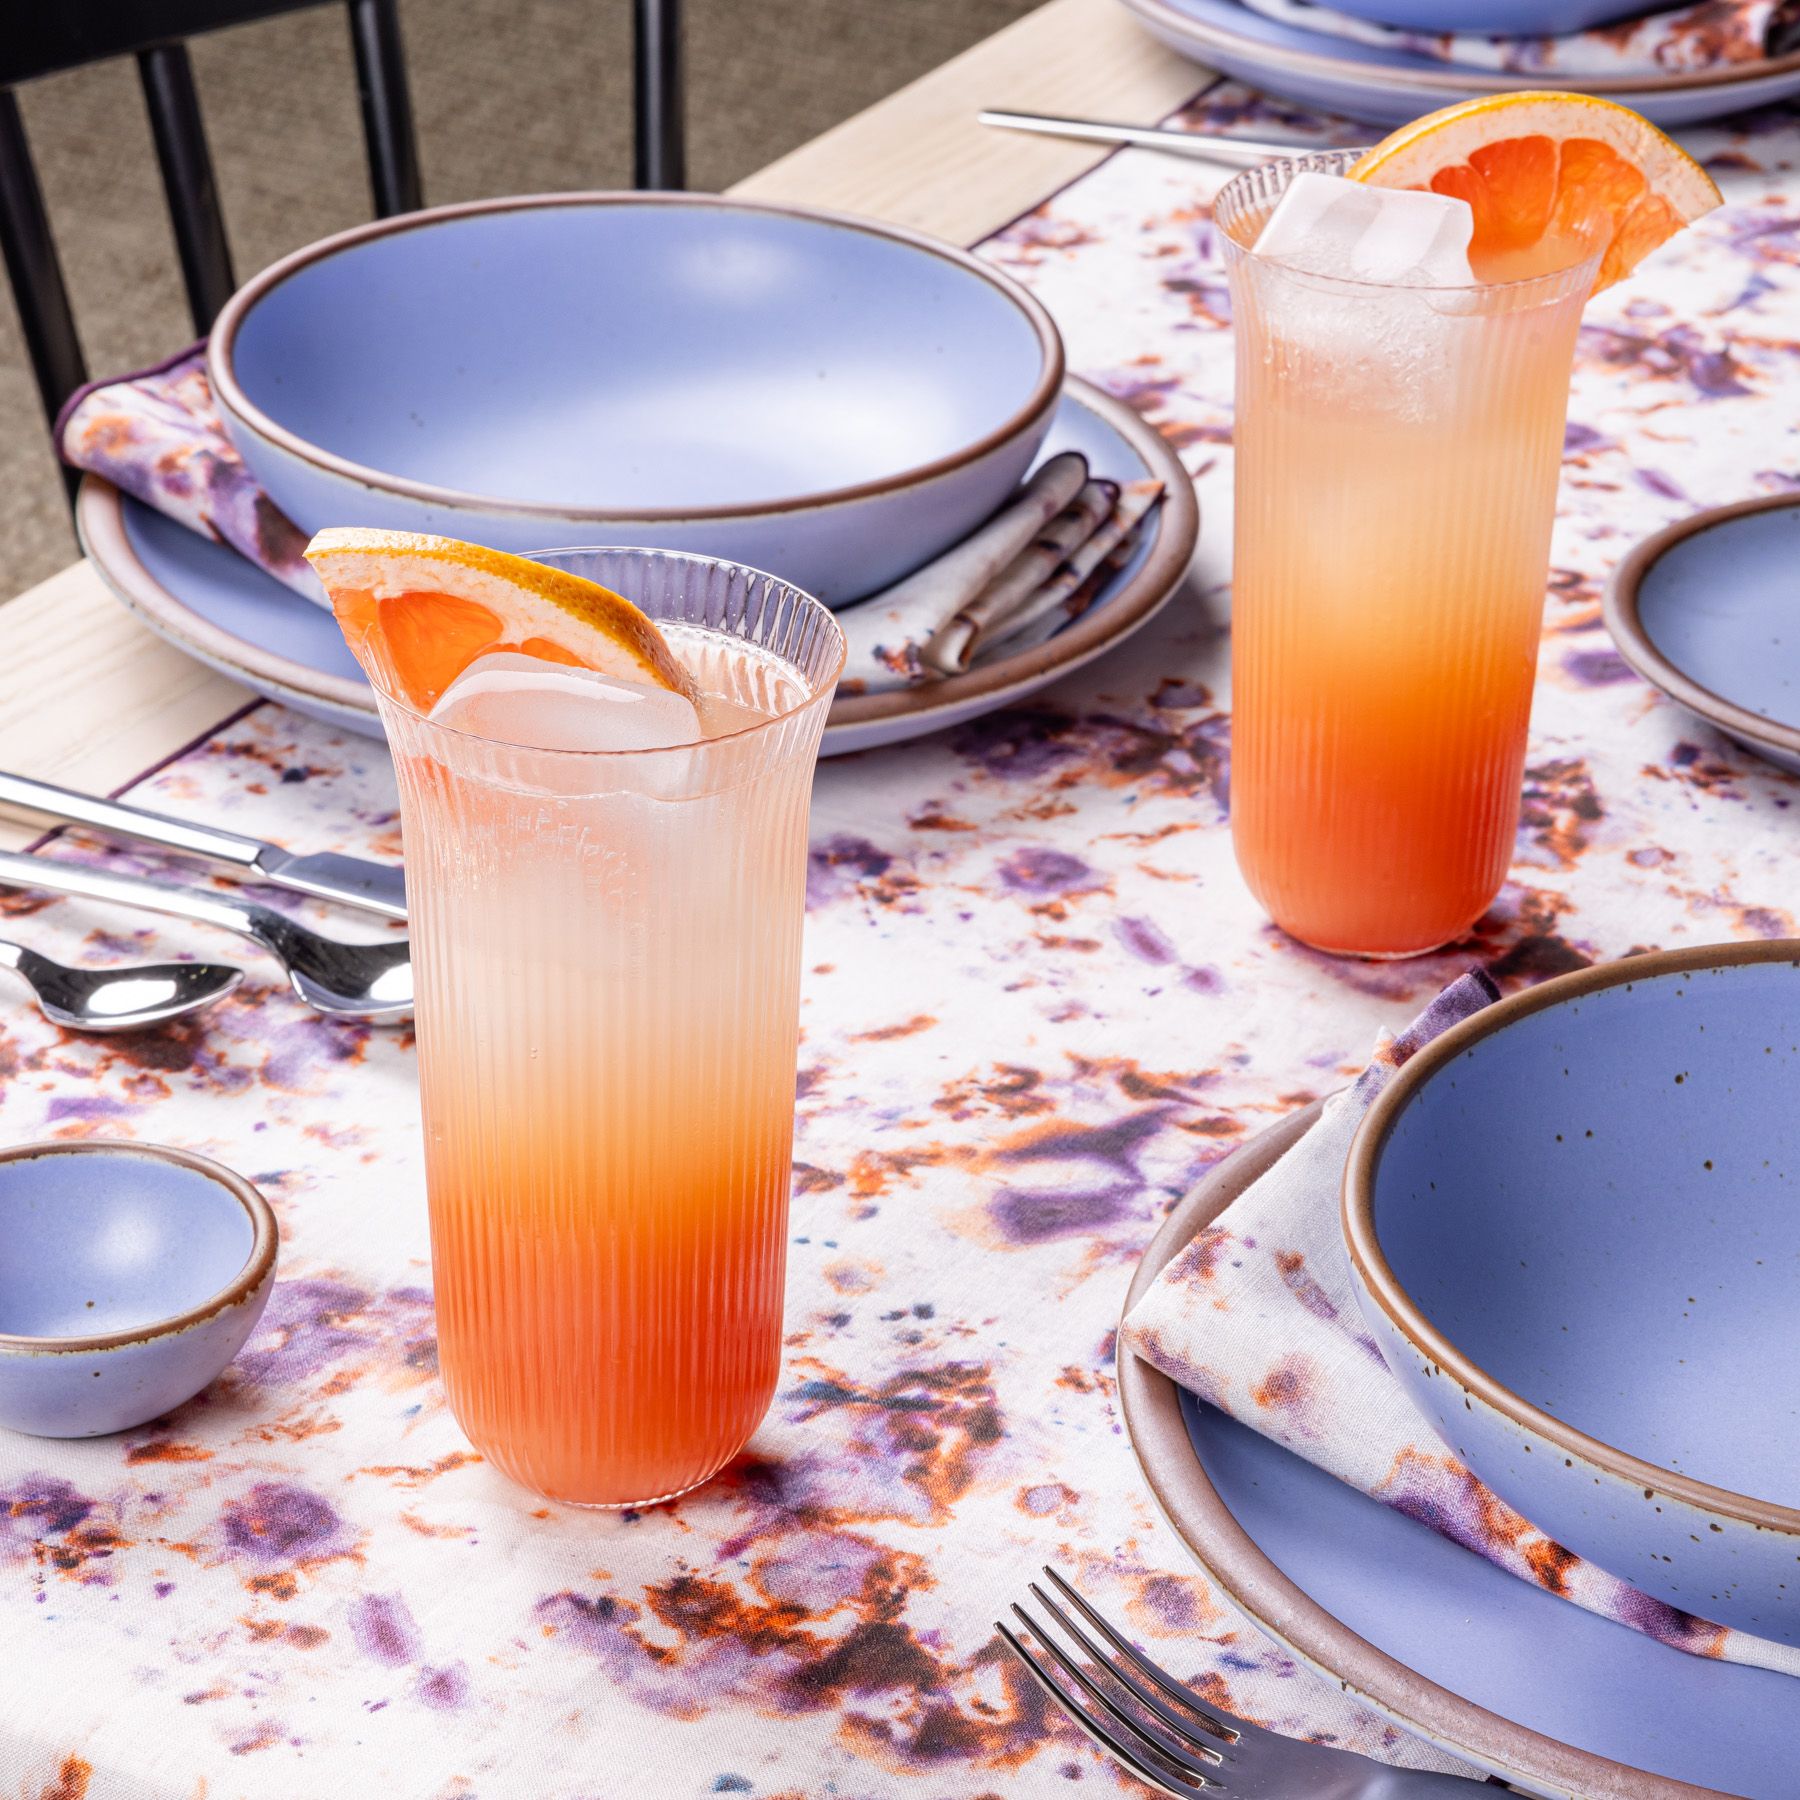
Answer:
[0,851,412,1025]
[0,938,243,1031]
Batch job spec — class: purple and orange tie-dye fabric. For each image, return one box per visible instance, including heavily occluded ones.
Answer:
[56,346,322,602]
[6,81,1800,1798]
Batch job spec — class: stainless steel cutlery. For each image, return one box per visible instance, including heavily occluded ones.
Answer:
[0,937,242,1031]
[979,108,1370,167]
[998,1568,1484,1796]
[0,850,410,1024]
[0,768,406,919]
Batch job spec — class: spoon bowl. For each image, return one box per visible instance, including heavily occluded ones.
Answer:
[0,850,411,1024]
[0,939,243,1032]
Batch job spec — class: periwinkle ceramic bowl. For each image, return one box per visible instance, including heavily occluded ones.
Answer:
[1324,1,1652,29]
[0,1141,277,1437]
[1345,942,1800,1646]
[207,193,1064,606]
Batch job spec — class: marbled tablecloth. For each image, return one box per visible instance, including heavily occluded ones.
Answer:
[7,84,1800,1800]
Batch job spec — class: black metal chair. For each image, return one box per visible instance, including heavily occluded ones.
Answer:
[0,0,685,477]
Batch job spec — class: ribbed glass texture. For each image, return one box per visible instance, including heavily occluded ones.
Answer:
[1216,153,1598,958]
[373,548,844,1506]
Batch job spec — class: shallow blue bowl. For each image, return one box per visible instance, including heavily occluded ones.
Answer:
[1345,943,1800,1646]
[1323,0,1653,30]
[208,194,1064,605]
[0,1141,277,1438]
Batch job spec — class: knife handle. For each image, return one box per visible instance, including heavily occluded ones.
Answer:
[0,769,269,871]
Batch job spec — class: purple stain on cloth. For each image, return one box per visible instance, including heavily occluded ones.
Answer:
[349,1592,423,1666]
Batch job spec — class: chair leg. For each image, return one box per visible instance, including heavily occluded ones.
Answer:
[0,88,86,501]
[633,0,685,191]
[347,0,423,216]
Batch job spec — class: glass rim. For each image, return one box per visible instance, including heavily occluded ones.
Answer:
[372,543,848,761]
[1213,150,1605,302]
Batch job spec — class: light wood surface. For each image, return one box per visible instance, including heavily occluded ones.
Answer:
[0,0,1202,847]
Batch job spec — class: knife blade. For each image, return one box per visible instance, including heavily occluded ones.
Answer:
[0,769,408,920]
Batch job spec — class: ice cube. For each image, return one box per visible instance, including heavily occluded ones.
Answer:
[430,651,702,752]
[1254,171,1475,286]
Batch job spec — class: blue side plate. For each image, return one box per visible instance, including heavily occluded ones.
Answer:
[1182,1390,1799,1797]
[1607,494,1800,775]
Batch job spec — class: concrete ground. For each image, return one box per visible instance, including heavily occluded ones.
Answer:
[0,0,1037,598]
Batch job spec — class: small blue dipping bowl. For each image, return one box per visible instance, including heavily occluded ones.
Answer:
[207,194,1064,605]
[1345,943,1800,1646]
[0,1142,277,1438]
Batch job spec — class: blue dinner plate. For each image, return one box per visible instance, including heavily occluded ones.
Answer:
[1327,0,1651,29]
[77,377,1198,759]
[1123,1107,1799,1800]
[1118,0,1800,127]
[1607,494,1800,775]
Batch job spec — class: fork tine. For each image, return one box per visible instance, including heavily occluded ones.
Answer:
[995,1618,1217,1797]
[1043,1567,1245,1743]
[1007,1603,1223,1790]
[1027,1581,1230,1762]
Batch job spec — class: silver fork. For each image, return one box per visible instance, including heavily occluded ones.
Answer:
[997,1568,1489,1797]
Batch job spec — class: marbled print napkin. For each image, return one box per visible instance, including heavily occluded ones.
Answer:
[1123,969,1800,1679]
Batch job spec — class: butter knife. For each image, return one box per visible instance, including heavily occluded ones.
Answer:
[0,769,407,920]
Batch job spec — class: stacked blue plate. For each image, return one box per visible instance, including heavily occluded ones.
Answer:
[1118,0,1800,126]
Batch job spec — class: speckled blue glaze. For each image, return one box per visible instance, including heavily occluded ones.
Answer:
[1183,1393,1800,1799]
[1348,946,1800,1646]
[208,195,1062,605]
[0,1142,277,1438]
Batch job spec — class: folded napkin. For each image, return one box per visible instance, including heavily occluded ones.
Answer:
[1240,0,1800,74]
[57,344,324,603]
[59,348,1165,693]
[838,456,1166,693]
[1124,970,1800,1678]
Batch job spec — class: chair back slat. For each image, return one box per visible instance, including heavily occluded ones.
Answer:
[137,43,237,333]
[633,0,685,191]
[347,0,422,216]
[0,89,87,457]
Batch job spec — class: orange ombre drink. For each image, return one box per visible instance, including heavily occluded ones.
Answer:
[310,536,844,1505]
[1214,98,1718,956]
[1218,154,1597,957]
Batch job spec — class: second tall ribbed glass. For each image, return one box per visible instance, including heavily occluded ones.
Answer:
[374,549,843,1507]
[1217,154,1597,958]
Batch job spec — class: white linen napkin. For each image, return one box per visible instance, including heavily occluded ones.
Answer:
[838,456,1166,693]
[1123,969,1800,1678]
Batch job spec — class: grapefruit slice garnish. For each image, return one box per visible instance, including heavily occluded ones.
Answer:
[1348,92,1722,289]
[305,528,693,713]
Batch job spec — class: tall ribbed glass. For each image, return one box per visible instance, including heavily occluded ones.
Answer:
[1217,154,1598,958]
[372,548,843,1507]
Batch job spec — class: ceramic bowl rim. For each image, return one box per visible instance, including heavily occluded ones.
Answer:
[75,375,1200,739]
[1343,938,1800,1538]
[1116,0,1800,95]
[0,1140,278,1354]
[1123,1101,1729,1800]
[1603,492,1800,762]
[206,191,1066,524]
